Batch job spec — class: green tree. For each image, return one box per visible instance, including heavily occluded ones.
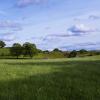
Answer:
[23,42,37,58]
[0,40,6,48]
[53,48,62,52]
[68,50,77,58]
[43,50,49,54]
[79,49,87,54]
[10,43,22,59]
[37,49,43,53]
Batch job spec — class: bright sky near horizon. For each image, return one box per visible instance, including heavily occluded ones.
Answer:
[0,0,100,50]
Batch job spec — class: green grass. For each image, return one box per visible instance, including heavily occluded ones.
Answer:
[0,48,10,56]
[34,52,65,59]
[0,56,100,100]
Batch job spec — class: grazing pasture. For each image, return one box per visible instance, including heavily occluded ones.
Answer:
[0,56,100,100]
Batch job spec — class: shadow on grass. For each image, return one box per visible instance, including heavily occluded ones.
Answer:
[5,60,100,67]
[0,61,100,100]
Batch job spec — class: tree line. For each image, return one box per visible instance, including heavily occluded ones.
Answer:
[0,40,37,59]
[0,40,100,59]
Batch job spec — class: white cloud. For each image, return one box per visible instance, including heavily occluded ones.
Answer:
[68,24,97,35]
[42,23,97,41]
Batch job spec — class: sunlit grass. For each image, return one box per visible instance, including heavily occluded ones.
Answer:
[0,55,100,99]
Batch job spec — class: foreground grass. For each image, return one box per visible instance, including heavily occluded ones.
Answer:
[0,56,100,100]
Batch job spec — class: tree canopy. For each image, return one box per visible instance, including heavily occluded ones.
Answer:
[0,41,6,48]
[23,42,37,58]
[10,43,22,59]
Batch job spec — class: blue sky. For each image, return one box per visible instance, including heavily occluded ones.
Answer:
[0,0,100,50]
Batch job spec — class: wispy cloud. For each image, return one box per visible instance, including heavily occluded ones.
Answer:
[17,0,47,7]
[60,42,100,50]
[0,33,16,42]
[89,15,100,20]
[0,20,22,31]
[74,12,100,21]
[42,23,97,42]
[0,20,21,42]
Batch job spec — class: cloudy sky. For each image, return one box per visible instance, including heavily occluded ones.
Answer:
[0,0,100,50]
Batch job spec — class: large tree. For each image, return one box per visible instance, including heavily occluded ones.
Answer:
[10,43,22,59]
[79,49,87,54]
[0,40,6,48]
[53,48,62,52]
[68,50,77,58]
[23,42,37,58]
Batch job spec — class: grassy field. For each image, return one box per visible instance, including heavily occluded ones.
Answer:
[0,56,100,100]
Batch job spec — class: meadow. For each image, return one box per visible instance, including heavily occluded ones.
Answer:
[0,56,100,100]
